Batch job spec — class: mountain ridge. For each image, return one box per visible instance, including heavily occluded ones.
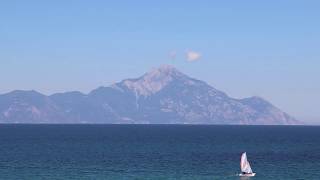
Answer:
[0,65,301,125]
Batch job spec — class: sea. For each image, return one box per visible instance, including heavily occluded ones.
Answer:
[0,124,319,180]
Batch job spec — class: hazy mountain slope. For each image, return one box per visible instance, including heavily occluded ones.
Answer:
[50,91,120,123]
[239,96,298,125]
[0,90,65,123]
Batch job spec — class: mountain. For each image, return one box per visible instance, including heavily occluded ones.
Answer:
[0,90,65,123]
[0,65,300,125]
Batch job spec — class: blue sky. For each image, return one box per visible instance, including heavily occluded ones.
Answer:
[0,0,319,123]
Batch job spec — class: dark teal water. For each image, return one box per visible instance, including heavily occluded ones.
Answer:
[0,125,319,179]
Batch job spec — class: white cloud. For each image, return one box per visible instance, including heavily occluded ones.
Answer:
[186,50,201,62]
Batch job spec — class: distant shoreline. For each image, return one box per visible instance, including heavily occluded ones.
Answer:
[0,123,316,126]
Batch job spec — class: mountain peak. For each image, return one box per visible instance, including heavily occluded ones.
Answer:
[155,64,179,72]
[117,65,187,96]
[146,64,183,79]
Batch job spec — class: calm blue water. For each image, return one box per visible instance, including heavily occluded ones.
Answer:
[0,125,319,179]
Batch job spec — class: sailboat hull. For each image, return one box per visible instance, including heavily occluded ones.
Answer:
[239,173,256,177]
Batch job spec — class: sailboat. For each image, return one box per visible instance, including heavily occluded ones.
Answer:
[239,152,256,177]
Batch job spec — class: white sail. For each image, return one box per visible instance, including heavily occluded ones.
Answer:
[240,152,253,174]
